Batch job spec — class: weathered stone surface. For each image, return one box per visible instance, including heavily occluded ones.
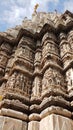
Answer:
[0,108,28,121]
[0,116,4,130]
[0,10,73,130]
[28,121,39,130]
[40,106,71,119]
[40,114,73,130]
[0,116,27,130]
[29,113,40,121]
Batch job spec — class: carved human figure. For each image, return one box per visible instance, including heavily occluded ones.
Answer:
[35,51,41,62]
[6,72,17,88]
[15,74,20,89]
[32,76,41,97]
[66,68,73,91]
[20,74,25,90]
[54,72,62,85]
[27,79,32,95]
[34,4,39,13]
[42,68,55,91]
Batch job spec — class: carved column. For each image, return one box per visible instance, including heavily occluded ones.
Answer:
[59,32,72,69]
[41,32,66,97]
[66,68,73,91]
[5,37,34,97]
[0,42,13,79]
[59,32,73,94]
[31,41,42,100]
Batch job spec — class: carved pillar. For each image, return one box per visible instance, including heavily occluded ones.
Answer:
[32,76,41,98]
[42,32,61,67]
[67,29,73,52]
[5,46,17,78]
[31,41,42,100]
[66,68,73,92]
[59,32,72,69]
[0,37,34,99]
[41,32,66,97]
[0,37,34,124]
[0,42,13,79]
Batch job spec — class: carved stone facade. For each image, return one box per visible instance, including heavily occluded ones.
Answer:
[0,10,73,130]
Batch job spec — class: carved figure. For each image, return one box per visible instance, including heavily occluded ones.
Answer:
[34,4,39,13]
[6,72,17,88]
[32,77,41,97]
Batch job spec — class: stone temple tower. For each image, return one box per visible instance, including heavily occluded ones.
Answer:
[0,10,73,130]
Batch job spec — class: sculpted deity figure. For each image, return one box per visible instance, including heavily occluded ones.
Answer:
[66,68,73,90]
[20,74,25,90]
[32,76,41,97]
[6,72,17,88]
[35,52,41,62]
[42,68,55,91]
[15,74,20,89]
[34,4,39,13]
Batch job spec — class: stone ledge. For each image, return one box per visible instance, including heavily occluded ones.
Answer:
[30,96,71,113]
[29,113,40,121]
[29,106,71,121]
[0,108,28,121]
[0,99,29,113]
[40,106,71,119]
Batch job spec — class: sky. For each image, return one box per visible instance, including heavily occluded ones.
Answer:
[0,0,73,32]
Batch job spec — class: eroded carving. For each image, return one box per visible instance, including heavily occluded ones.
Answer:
[66,68,73,91]
[32,76,41,97]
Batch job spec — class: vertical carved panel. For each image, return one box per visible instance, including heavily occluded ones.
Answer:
[42,67,66,93]
[32,76,41,97]
[41,32,61,69]
[6,71,32,97]
[59,32,71,57]
[67,30,73,51]
[66,68,73,91]
[0,42,13,78]
[59,32,72,69]
[34,51,42,63]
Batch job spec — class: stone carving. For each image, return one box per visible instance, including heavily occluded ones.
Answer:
[35,51,41,62]
[6,72,17,89]
[34,4,39,13]
[6,72,32,96]
[66,68,73,91]
[68,30,73,51]
[42,41,59,59]
[0,10,73,130]
[32,76,41,97]
[42,68,54,91]
[42,67,65,92]
[60,32,72,58]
